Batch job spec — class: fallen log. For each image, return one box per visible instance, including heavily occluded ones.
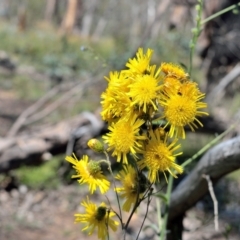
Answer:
[169,135,240,222]
[0,112,103,173]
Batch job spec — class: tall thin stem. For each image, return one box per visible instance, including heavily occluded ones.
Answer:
[189,1,240,76]
[181,125,234,168]
[189,0,203,76]
[201,3,240,25]
[159,175,174,240]
[103,151,122,222]
[136,191,152,240]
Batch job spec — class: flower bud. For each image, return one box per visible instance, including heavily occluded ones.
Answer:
[88,139,105,153]
[87,160,101,174]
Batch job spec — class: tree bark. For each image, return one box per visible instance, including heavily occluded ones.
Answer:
[168,135,240,222]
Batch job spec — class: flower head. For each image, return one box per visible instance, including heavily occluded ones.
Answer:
[115,165,148,212]
[138,130,183,183]
[103,115,146,164]
[128,66,162,113]
[101,71,132,122]
[161,62,188,80]
[160,81,208,139]
[65,154,110,194]
[124,48,153,75]
[75,197,119,240]
[162,76,182,93]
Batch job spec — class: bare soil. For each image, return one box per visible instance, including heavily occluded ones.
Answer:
[0,179,240,240]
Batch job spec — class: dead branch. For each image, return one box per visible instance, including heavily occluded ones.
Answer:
[7,78,101,137]
[7,82,76,137]
[207,63,240,106]
[168,135,240,222]
[202,174,219,231]
[0,111,104,173]
[24,78,100,126]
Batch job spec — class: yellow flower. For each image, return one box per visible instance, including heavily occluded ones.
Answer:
[115,165,148,212]
[104,71,130,92]
[124,48,153,75]
[153,127,167,140]
[101,89,132,122]
[101,71,132,122]
[162,76,182,93]
[161,62,188,80]
[160,81,208,139]
[178,80,202,98]
[103,116,146,164]
[128,66,162,113]
[75,197,119,240]
[65,154,110,194]
[138,130,183,183]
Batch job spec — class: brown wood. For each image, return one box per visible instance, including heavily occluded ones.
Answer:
[0,112,103,173]
[168,135,240,222]
[60,0,80,34]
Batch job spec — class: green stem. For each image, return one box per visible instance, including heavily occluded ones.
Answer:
[181,125,234,168]
[156,194,162,236]
[159,175,174,240]
[103,151,123,222]
[201,3,240,25]
[189,1,240,75]
[189,0,203,76]
[136,192,152,240]
[123,170,142,239]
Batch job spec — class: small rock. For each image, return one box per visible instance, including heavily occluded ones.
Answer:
[19,185,28,194]
[10,189,19,198]
[0,190,9,202]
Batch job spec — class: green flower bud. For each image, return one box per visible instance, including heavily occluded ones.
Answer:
[88,139,105,153]
[87,160,101,174]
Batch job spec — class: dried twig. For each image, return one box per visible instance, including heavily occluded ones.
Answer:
[202,174,219,231]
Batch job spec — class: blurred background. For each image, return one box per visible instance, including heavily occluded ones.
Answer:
[0,0,240,239]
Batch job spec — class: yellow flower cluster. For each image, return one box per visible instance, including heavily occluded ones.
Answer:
[101,48,208,179]
[65,48,208,240]
[101,48,208,139]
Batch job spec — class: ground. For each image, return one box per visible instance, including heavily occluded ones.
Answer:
[1,179,240,240]
[0,89,32,136]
